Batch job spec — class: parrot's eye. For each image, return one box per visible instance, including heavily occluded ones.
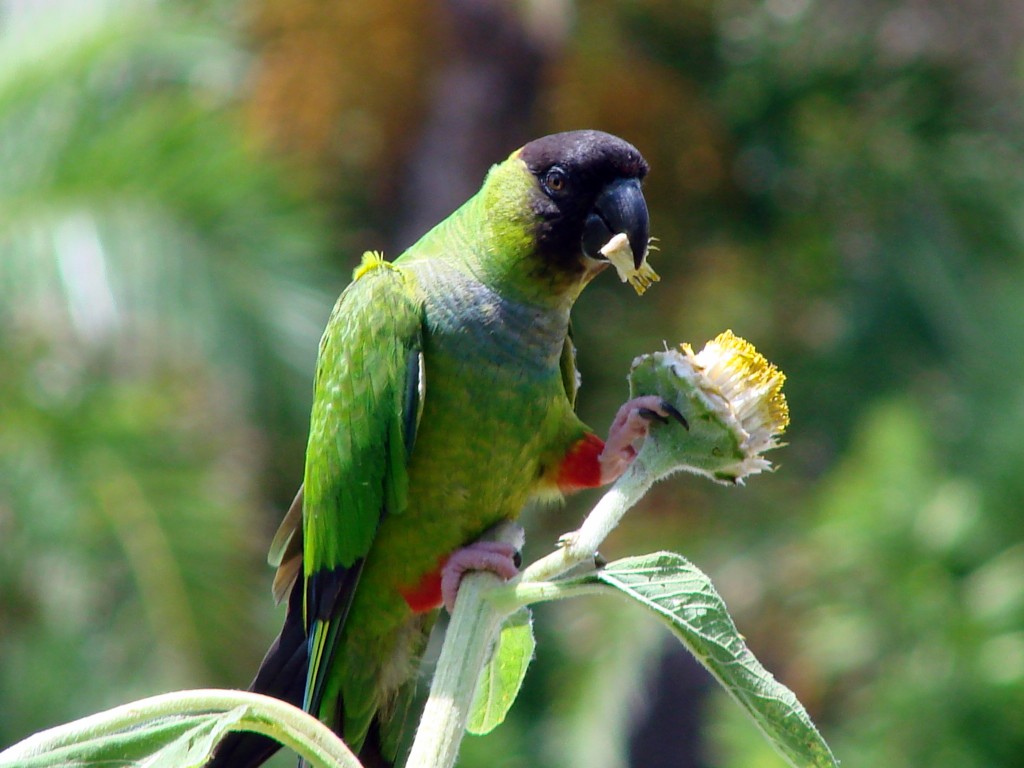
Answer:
[543,166,569,197]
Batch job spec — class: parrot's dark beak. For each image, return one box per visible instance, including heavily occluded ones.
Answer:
[582,178,650,268]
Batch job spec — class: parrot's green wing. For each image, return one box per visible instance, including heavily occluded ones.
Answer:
[295,253,425,724]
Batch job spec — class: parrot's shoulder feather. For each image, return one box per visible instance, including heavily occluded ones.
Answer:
[352,249,390,280]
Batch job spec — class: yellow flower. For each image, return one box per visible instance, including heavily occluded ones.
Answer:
[683,329,789,460]
[629,330,788,484]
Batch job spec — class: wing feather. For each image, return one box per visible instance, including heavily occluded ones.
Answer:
[299,254,425,720]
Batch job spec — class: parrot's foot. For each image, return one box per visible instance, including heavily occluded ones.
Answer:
[599,395,688,484]
[441,540,521,614]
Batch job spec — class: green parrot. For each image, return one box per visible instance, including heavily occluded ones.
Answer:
[210,130,682,768]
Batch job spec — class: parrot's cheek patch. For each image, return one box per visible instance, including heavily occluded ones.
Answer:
[399,559,447,613]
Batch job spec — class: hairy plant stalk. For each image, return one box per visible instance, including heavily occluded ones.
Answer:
[406,463,657,768]
[405,572,510,768]
[521,457,658,584]
[0,689,361,768]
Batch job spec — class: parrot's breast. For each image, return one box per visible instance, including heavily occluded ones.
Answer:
[414,259,570,372]
[355,259,574,612]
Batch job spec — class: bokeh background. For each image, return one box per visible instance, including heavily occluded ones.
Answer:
[3,0,1024,766]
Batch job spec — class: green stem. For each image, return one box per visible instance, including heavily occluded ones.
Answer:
[405,572,510,768]
[0,689,361,768]
[521,457,657,584]
[405,461,663,768]
[489,578,609,612]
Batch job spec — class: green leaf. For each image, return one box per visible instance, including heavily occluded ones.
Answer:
[467,607,535,735]
[0,708,247,768]
[594,552,838,768]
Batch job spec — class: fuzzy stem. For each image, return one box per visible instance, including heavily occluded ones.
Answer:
[521,457,657,584]
[0,689,361,768]
[489,578,609,612]
[405,572,509,768]
[406,458,664,768]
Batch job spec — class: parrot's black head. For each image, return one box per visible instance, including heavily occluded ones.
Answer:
[518,130,650,273]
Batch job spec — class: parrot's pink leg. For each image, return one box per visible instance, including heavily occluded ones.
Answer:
[440,540,521,614]
[598,395,687,484]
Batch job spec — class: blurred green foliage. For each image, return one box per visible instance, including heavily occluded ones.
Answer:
[0,0,333,742]
[3,0,1024,766]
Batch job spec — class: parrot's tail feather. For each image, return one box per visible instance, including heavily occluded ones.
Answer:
[359,719,396,768]
[207,575,308,768]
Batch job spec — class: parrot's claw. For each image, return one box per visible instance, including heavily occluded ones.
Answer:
[655,400,688,429]
[441,540,521,614]
[636,406,669,424]
[599,395,687,484]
